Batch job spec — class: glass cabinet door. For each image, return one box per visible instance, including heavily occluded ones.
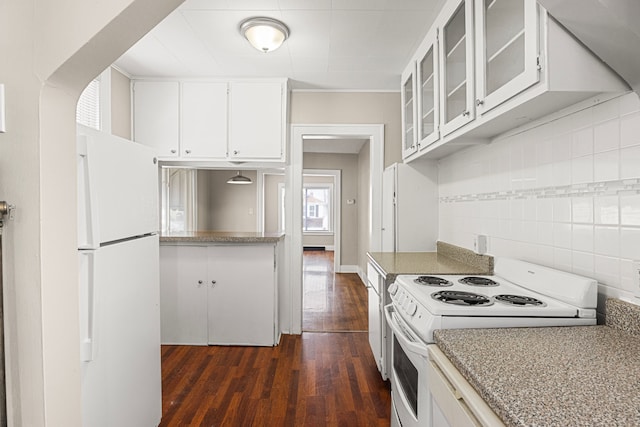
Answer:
[440,0,475,137]
[417,30,439,149]
[475,0,539,114]
[401,65,417,158]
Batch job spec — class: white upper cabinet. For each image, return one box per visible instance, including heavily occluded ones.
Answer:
[181,82,228,159]
[440,0,475,137]
[133,79,288,163]
[401,0,629,162]
[133,81,180,158]
[416,27,440,151]
[401,64,418,158]
[475,0,539,114]
[228,81,285,161]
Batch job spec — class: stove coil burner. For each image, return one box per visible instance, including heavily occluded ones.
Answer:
[459,276,499,287]
[431,290,492,306]
[494,294,545,307]
[414,276,453,287]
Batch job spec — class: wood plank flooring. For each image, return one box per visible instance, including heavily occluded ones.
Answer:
[303,250,369,332]
[160,250,390,426]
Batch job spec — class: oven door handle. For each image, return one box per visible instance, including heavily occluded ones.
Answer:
[384,304,429,357]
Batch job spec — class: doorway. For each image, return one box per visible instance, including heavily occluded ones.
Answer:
[285,124,384,334]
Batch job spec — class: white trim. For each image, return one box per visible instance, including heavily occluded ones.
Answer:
[110,64,133,80]
[287,124,384,334]
[291,88,400,93]
[325,245,335,251]
[303,168,341,274]
[98,67,111,134]
[339,265,359,274]
[357,265,366,287]
[256,171,263,232]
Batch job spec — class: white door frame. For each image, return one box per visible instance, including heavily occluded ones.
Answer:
[284,124,384,334]
[302,169,341,274]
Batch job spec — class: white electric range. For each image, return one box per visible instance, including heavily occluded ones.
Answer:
[385,257,598,427]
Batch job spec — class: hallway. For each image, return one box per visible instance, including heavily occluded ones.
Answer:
[159,250,390,426]
[303,250,369,332]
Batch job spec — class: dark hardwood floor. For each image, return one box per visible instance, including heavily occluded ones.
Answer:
[303,250,369,332]
[160,250,390,426]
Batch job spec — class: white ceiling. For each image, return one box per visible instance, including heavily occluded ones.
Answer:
[114,0,446,91]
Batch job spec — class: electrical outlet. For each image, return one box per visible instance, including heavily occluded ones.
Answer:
[633,261,640,298]
[474,235,487,255]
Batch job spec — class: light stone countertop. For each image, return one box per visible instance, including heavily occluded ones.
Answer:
[367,241,494,279]
[433,298,640,427]
[160,231,284,244]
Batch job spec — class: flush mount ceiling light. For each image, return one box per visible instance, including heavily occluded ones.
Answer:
[226,171,253,185]
[240,17,290,53]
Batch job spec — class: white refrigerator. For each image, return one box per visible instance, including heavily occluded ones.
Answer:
[381,162,438,252]
[77,125,162,426]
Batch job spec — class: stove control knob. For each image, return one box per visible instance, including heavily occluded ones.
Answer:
[388,283,398,295]
[407,302,417,316]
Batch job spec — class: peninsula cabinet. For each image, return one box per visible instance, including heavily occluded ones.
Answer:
[132,79,288,163]
[401,0,629,162]
[159,243,279,346]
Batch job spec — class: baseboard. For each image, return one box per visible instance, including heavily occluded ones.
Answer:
[339,265,359,273]
[357,265,366,286]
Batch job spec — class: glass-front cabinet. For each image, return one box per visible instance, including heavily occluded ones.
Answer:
[475,0,539,114]
[440,0,475,137]
[416,28,439,150]
[401,64,418,158]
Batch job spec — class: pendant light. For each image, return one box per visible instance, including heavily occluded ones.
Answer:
[240,17,290,53]
[226,171,253,185]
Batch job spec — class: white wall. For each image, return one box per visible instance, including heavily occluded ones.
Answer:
[439,92,640,312]
[0,0,182,424]
[197,170,258,231]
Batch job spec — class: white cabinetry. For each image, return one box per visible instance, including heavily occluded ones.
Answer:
[159,245,208,344]
[367,262,386,380]
[401,66,418,158]
[475,0,539,114]
[181,82,228,159]
[133,79,288,163]
[440,0,475,136]
[133,81,180,158]
[159,243,279,346]
[229,82,286,161]
[207,245,277,346]
[401,0,628,161]
[416,27,440,152]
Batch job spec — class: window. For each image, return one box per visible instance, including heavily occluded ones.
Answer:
[303,185,332,232]
[76,78,101,129]
[161,168,197,232]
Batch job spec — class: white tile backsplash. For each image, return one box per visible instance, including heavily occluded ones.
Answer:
[438,93,640,299]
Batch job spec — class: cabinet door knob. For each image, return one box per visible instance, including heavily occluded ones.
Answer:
[185,149,191,154]
[233,150,238,155]
[476,99,484,106]
[462,110,470,117]
[211,280,217,286]
[198,280,203,284]
[170,149,177,154]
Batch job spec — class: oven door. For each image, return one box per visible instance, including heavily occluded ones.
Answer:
[384,304,430,427]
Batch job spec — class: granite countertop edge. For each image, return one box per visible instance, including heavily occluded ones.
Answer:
[160,231,285,244]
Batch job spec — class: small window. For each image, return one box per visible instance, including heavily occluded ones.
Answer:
[303,185,332,232]
[76,78,101,129]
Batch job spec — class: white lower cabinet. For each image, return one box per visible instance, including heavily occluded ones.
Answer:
[159,244,279,346]
[427,346,504,427]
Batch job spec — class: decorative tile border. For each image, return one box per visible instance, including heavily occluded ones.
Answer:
[439,178,640,203]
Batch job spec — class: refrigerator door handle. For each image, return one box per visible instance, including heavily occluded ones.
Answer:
[79,250,96,362]
[77,134,100,249]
